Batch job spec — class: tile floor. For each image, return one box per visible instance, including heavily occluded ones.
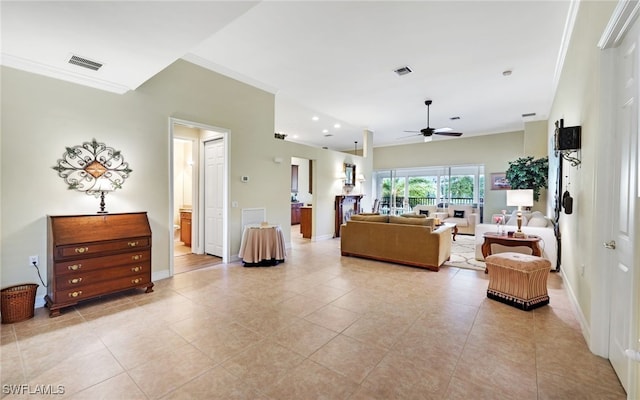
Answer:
[0,233,627,399]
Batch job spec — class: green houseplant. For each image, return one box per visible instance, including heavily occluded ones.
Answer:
[505,156,549,202]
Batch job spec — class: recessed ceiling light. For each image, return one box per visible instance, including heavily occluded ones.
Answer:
[394,66,412,76]
[334,123,341,129]
[322,129,329,133]
[312,116,319,121]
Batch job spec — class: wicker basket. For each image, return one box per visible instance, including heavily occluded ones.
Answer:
[1,284,38,324]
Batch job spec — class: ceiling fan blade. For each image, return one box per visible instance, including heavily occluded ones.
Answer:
[403,130,420,133]
[434,127,453,133]
[397,133,421,140]
[434,131,463,137]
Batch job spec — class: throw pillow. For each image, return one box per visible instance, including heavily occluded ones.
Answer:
[401,213,426,218]
[506,210,528,226]
[453,210,465,218]
[389,215,431,226]
[527,211,548,227]
[419,210,430,216]
[350,214,389,223]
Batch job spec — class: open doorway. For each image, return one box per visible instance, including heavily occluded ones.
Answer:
[170,118,229,275]
[291,157,314,241]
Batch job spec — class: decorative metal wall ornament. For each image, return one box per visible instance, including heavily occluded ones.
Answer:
[52,138,132,197]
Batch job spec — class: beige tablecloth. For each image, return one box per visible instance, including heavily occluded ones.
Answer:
[238,224,286,265]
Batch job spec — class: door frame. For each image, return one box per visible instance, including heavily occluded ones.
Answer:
[169,118,230,274]
[594,1,640,397]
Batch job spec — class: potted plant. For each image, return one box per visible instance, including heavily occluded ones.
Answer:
[505,156,549,202]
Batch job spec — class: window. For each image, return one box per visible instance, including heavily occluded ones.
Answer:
[373,165,484,218]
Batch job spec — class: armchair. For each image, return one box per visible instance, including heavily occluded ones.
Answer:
[436,205,478,235]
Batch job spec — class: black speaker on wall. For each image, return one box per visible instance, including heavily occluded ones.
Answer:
[556,126,581,151]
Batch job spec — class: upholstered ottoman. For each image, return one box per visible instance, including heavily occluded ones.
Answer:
[485,252,551,311]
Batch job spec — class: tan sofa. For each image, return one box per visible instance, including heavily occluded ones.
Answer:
[340,214,452,271]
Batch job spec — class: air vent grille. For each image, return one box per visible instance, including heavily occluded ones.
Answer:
[522,112,536,118]
[68,55,102,71]
[394,66,412,76]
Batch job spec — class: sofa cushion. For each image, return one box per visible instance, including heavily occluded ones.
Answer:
[401,213,426,218]
[527,211,549,227]
[389,215,433,227]
[453,210,465,218]
[448,205,474,218]
[418,209,430,216]
[350,214,389,223]
[446,217,469,227]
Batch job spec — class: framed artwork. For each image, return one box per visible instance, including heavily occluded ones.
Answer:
[490,172,511,190]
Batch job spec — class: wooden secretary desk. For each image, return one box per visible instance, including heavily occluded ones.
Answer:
[46,212,154,317]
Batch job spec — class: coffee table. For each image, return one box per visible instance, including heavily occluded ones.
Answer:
[481,232,542,273]
[437,222,458,241]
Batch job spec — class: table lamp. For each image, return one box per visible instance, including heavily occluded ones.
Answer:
[95,178,114,214]
[506,189,533,238]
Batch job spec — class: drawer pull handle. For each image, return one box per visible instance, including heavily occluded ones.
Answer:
[68,291,82,298]
[131,255,142,261]
[68,278,83,284]
[128,241,139,247]
[131,278,142,284]
[75,247,88,254]
[131,266,142,273]
[67,264,82,271]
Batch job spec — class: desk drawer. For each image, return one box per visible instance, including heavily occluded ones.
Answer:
[54,250,151,275]
[55,237,150,259]
[53,273,150,303]
[55,262,151,290]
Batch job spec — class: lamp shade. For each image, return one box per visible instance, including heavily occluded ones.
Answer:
[506,189,534,208]
[94,178,114,192]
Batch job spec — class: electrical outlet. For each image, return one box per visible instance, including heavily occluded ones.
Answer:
[29,255,38,266]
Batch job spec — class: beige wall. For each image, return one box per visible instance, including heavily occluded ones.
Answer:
[0,60,366,303]
[373,131,545,220]
[548,0,616,331]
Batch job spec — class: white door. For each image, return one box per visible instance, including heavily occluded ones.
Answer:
[204,139,224,256]
[608,18,639,392]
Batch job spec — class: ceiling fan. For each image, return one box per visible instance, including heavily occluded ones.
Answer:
[402,100,463,142]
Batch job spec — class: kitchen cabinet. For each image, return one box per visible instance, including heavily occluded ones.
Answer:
[291,202,302,225]
[300,207,312,238]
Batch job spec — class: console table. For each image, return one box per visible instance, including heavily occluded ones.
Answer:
[481,232,542,273]
[334,195,362,237]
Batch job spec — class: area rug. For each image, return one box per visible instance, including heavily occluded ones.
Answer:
[443,235,486,271]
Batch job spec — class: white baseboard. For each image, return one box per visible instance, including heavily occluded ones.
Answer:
[560,268,592,347]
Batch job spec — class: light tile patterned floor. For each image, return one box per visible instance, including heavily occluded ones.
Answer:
[0,233,626,399]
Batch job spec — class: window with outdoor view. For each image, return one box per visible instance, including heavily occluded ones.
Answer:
[373,165,484,219]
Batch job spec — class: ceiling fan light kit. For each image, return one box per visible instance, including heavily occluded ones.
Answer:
[402,100,464,142]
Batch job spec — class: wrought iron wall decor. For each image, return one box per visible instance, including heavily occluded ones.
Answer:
[52,138,132,197]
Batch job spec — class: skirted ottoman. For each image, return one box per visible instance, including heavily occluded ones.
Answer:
[485,252,551,311]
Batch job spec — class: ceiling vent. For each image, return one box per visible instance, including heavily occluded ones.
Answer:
[522,112,536,118]
[394,66,412,76]
[68,55,103,71]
